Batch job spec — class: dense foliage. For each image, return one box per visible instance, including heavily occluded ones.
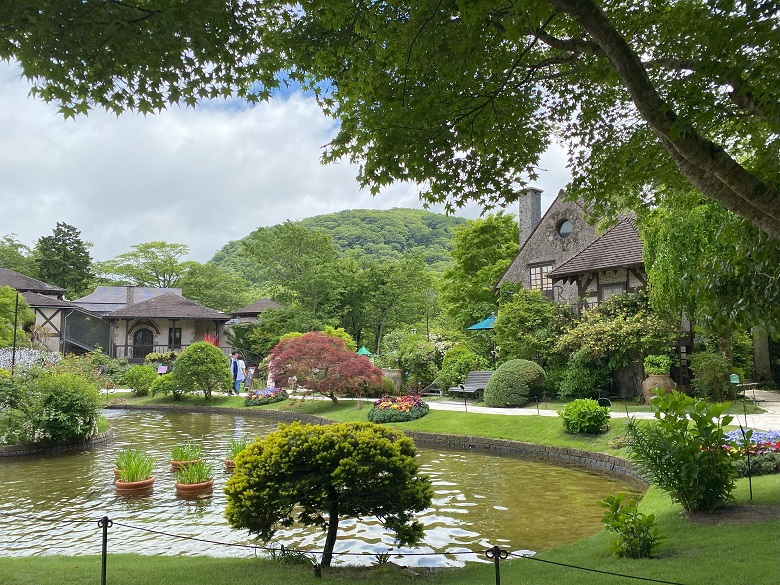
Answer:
[267,332,383,404]
[34,222,93,297]
[626,391,738,513]
[559,399,611,434]
[0,286,34,348]
[367,394,430,423]
[122,365,158,397]
[435,346,490,393]
[599,494,664,559]
[689,351,731,402]
[224,421,433,568]
[172,341,232,400]
[483,359,545,408]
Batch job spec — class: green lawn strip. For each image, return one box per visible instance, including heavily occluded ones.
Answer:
[1,477,777,585]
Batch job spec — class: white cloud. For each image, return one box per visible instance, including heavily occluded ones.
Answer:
[0,62,570,263]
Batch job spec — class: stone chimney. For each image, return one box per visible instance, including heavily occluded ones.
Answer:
[518,187,542,247]
[126,286,135,307]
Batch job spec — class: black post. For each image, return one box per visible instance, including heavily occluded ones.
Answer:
[11,291,19,375]
[98,516,112,585]
[485,545,507,585]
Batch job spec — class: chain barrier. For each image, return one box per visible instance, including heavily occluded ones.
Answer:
[0,510,692,585]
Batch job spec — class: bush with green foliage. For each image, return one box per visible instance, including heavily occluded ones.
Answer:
[483,359,545,407]
[367,394,430,423]
[122,365,158,397]
[397,336,439,392]
[643,354,672,375]
[599,493,664,558]
[173,341,232,399]
[435,345,489,391]
[626,390,738,513]
[559,398,611,434]
[734,453,780,477]
[224,421,432,568]
[363,376,398,398]
[689,350,731,401]
[559,347,612,399]
[150,372,183,400]
[144,351,177,365]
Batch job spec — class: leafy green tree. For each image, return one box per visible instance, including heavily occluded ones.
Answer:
[172,341,232,400]
[34,223,93,297]
[179,262,256,312]
[440,214,519,330]
[224,421,433,568]
[0,234,36,275]
[0,286,34,348]
[6,3,777,237]
[97,241,191,287]
[242,222,340,323]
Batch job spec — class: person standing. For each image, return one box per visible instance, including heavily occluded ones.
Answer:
[230,351,246,395]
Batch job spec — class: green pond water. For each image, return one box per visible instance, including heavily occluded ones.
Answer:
[0,409,639,566]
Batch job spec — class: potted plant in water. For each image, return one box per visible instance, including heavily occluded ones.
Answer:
[114,448,155,493]
[224,436,251,471]
[175,459,214,497]
[170,440,203,471]
[642,354,676,403]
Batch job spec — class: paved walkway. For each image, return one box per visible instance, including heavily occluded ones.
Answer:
[425,389,780,431]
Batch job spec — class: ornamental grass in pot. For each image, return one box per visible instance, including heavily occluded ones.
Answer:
[170,440,203,471]
[224,436,251,471]
[114,448,155,492]
[175,459,214,497]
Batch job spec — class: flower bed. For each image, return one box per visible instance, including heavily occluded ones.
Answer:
[725,429,780,477]
[244,388,288,407]
[367,394,429,423]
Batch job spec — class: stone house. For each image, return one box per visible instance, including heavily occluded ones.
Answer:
[230,299,283,325]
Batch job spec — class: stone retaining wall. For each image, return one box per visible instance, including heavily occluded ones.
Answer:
[0,429,115,458]
[104,403,648,487]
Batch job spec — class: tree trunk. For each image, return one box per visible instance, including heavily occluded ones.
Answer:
[321,500,340,568]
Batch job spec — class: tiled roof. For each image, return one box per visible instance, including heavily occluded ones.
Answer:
[232,299,283,316]
[21,291,74,309]
[105,293,229,320]
[548,216,644,279]
[72,286,182,314]
[0,268,66,295]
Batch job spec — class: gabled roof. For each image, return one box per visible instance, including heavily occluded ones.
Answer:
[72,286,181,314]
[105,293,230,321]
[548,216,643,280]
[21,291,74,309]
[0,268,66,296]
[232,299,283,316]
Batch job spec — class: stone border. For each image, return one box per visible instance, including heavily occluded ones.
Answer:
[106,403,648,488]
[0,428,115,458]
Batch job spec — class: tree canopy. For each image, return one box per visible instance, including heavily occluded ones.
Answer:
[3,2,778,238]
[97,241,191,288]
[224,421,433,568]
[34,223,93,297]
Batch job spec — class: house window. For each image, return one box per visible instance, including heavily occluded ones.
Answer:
[168,327,182,349]
[529,263,553,291]
[556,219,573,238]
[601,283,626,301]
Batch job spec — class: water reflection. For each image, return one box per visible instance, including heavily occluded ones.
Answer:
[0,409,638,566]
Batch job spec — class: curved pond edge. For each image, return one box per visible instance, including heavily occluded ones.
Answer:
[0,428,115,458]
[104,403,649,490]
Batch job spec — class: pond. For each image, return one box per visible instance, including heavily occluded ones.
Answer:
[0,409,639,566]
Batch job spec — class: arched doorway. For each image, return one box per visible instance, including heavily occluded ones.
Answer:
[133,328,154,360]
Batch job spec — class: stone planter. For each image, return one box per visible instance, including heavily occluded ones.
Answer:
[642,374,676,404]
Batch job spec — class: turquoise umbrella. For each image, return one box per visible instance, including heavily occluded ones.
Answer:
[467,314,496,330]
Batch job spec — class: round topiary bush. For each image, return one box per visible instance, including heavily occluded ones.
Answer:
[122,364,158,396]
[559,398,611,434]
[483,359,545,407]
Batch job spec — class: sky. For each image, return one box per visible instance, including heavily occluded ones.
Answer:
[0,61,571,264]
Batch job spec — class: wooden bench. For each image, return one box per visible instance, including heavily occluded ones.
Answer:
[448,370,494,401]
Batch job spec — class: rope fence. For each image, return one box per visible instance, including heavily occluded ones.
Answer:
[0,510,691,585]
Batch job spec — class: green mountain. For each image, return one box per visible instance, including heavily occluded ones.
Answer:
[210,208,469,279]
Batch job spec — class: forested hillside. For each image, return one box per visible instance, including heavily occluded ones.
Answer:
[210,208,469,281]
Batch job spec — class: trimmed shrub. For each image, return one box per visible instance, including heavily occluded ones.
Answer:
[367,394,430,423]
[174,341,232,399]
[244,388,288,407]
[483,359,545,407]
[150,373,184,400]
[559,398,610,434]
[559,347,612,399]
[122,365,158,397]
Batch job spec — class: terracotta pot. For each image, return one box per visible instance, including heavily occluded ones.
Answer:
[115,477,155,494]
[642,374,676,404]
[224,458,236,471]
[170,458,202,471]
[113,467,121,480]
[175,479,214,498]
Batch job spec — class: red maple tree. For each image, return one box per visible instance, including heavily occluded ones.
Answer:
[268,332,383,404]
